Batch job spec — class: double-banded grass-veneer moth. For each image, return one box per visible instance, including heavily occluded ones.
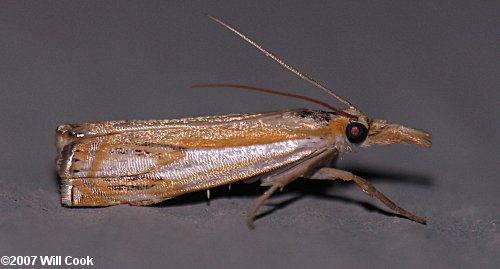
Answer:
[56,16,431,228]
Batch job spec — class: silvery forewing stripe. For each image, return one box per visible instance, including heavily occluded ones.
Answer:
[150,138,328,186]
[60,137,329,206]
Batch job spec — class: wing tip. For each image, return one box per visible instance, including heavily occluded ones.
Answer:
[60,180,75,206]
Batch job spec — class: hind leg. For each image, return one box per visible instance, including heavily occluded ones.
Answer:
[309,168,426,224]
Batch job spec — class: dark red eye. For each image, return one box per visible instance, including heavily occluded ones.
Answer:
[346,122,368,143]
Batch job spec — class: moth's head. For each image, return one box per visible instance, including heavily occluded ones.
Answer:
[331,107,431,151]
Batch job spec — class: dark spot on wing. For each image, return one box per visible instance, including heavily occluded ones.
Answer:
[295,109,332,123]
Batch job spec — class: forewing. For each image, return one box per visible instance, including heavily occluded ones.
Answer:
[57,110,332,206]
[60,138,329,206]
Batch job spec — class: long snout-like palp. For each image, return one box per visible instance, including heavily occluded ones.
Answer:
[363,119,432,148]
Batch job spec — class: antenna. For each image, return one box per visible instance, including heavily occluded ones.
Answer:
[208,15,356,110]
[192,83,357,119]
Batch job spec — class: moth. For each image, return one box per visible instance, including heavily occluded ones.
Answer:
[56,16,431,228]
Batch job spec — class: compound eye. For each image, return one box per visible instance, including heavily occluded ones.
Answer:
[346,122,368,144]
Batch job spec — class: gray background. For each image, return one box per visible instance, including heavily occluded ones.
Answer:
[1,1,498,268]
